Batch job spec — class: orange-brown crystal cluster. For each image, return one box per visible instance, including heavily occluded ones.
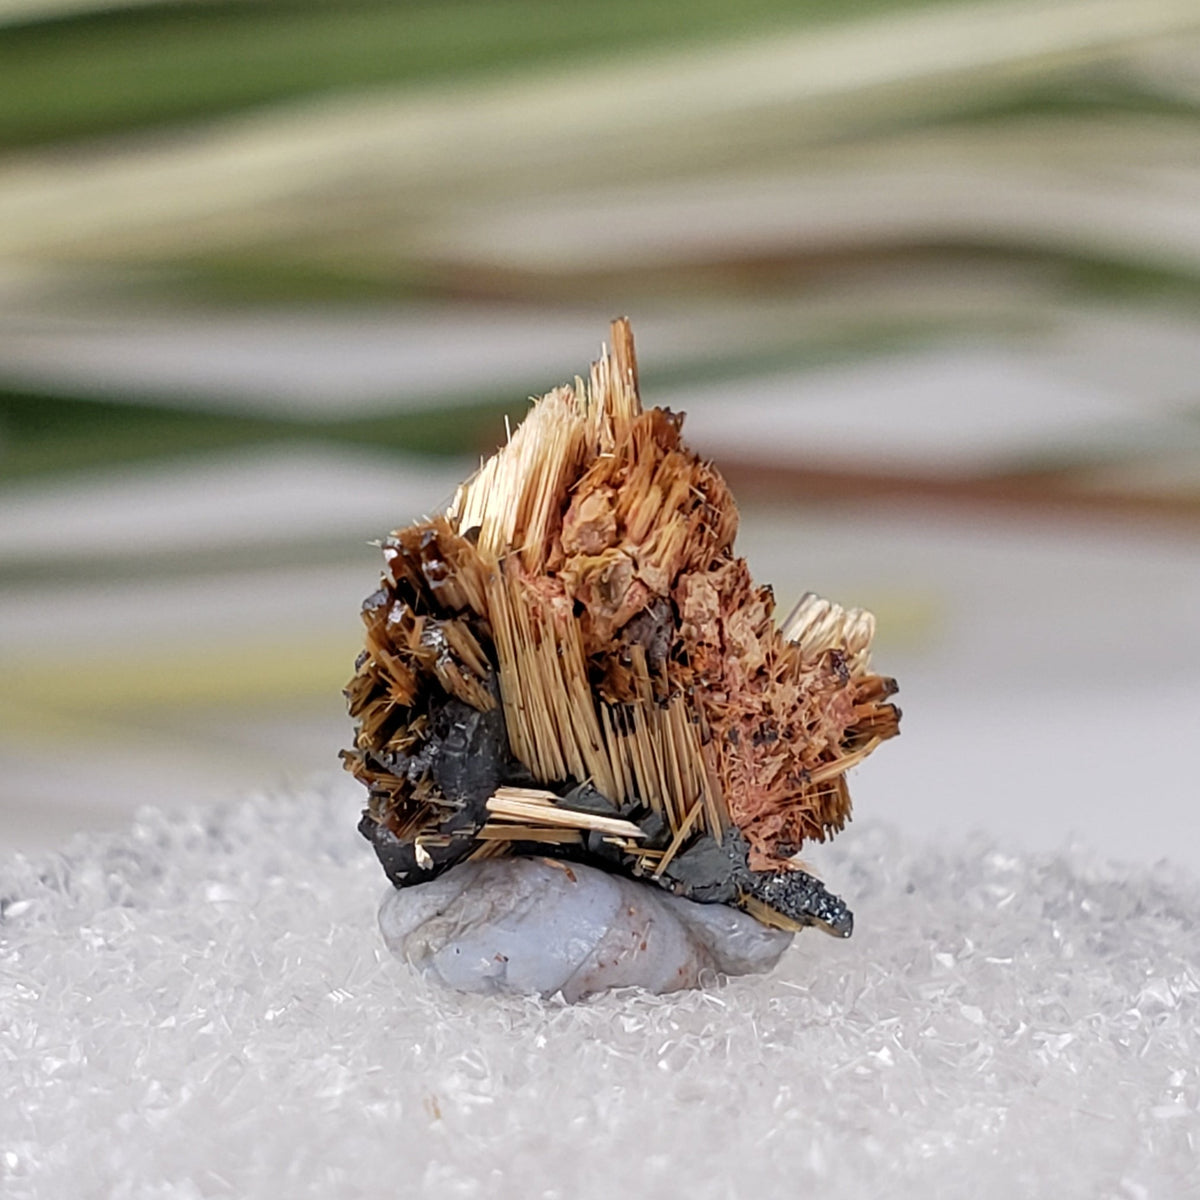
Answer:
[344,319,899,903]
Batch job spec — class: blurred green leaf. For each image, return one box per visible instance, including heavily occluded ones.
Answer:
[0,390,290,478]
[0,0,962,148]
[0,318,959,481]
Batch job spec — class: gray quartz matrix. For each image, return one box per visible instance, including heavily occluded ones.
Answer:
[378,856,794,1000]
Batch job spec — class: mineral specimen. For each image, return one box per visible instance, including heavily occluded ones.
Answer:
[343,319,899,949]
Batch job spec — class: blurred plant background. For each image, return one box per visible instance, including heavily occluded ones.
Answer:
[2,0,1199,866]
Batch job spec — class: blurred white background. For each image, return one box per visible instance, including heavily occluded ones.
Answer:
[2,0,1198,870]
